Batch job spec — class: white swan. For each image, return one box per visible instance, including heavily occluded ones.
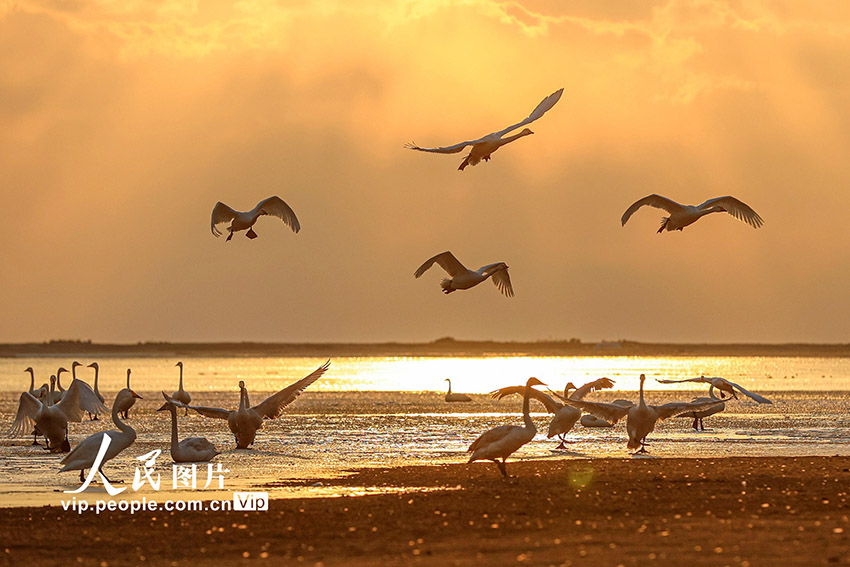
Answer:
[491,378,614,449]
[468,376,546,477]
[59,389,142,483]
[563,374,723,454]
[444,379,472,402]
[621,194,764,233]
[87,362,106,405]
[8,372,48,445]
[171,361,191,414]
[69,361,109,420]
[114,369,138,419]
[405,88,563,171]
[24,367,42,395]
[158,393,218,462]
[656,376,772,404]
[211,196,300,242]
[415,251,513,297]
[9,376,85,452]
[187,361,329,449]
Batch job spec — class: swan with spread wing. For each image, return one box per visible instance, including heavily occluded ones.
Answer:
[656,376,772,404]
[186,361,329,449]
[621,194,763,233]
[211,196,301,242]
[414,251,513,297]
[405,88,563,171]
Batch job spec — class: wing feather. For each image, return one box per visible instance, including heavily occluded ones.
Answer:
[696,196,763,228]
[56,381,84,423]
[7,392,41,437]
[414,252,468,278]
[654,399,725,420]
[489,267,514,298]
[404,140,473,154]
[621,194,685,226]
[562,398,631,424]
[569,377,615,400]
[188,405,232,420]
[252,360,329,419]
[489,386,562,413]
[252,196,301,233]
[490,87,564,138]
[74,379,109,416]
[210,202,238,237]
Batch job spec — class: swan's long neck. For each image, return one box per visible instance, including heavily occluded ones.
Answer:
[113,403,135,436]
[499,130,531,147]
[239,386,248,410]
[56,372,64,391]
[126,371,131,389]
[446,380,452,395]
[27,370,34,392]
[638,375,647,409]
[167,406,179,451]
[522,385,535,430]
[93,367,100,392]
[178,365,184,390]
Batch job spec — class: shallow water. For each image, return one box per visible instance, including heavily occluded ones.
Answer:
[1,384,849,508]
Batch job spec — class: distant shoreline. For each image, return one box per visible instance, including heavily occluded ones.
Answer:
[2,338,850,357]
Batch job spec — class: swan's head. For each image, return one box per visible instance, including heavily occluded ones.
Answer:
[639,374,646,384]
[24,367,33,374]
[526,376,546,389]
[563,381,576,395]
[520,128,533,136]
[127,368,132,377]
[176,361,183,368]
[57,367,68,375]
[50,375,56,386]
[87,362,98,369]
[72,361,81,369]
[238,380,246,390]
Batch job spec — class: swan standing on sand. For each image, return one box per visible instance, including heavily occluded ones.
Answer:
[114,369,138,419]
[491,378,615,449]
[621,194,764,233]
[9,376,84,452]
[563,374,724,454]
[187,361,329,449]
[158,393,218,462]
[59,389,143,483]
[171,362,191,414]
[444,379,472,402]
[211,196,301,242]
[415,251,513,297]
[468,376,546,477]
[656,376,772,404]
[405,88,563,171]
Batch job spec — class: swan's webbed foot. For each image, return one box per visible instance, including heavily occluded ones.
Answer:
[246,228,258,239]
[225,231,234,242]
[634,447,649,455]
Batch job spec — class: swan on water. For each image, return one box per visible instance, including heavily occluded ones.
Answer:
[444,379,472,402]
[186,361,329,449]
[114,369,138,419]
[621,194,763,233]
[415,251,513,297]
[158,393,218,462]
[171,361,192,415]
[405,88,563,171]
[211,196,300,242]
[468,376,546,477]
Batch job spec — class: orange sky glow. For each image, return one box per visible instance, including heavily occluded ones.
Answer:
[2,0,850,343]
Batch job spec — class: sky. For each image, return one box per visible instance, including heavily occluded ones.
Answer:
[2,0,850,344]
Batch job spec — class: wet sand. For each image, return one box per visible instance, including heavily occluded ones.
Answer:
[2,456,849,566]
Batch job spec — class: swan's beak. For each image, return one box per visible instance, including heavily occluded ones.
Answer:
[130,390,143,399]
[87,363,96,368]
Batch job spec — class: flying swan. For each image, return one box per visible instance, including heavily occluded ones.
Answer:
[621,194,764,233]
[211,196,300,242]
[186,361,329,449]
[405,88,563,171]
[656,376,772,404]
[491,378,615,449]
[415,251,513,297]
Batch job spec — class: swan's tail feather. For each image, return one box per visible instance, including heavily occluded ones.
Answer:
[657,217,669,233]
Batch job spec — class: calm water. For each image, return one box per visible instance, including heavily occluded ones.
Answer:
[1,355,849,507]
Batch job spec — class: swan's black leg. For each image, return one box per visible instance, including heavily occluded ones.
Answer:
[494,459,508,477]
[99,467,123,484]
[691,417,699,430]
[80,469,86,482]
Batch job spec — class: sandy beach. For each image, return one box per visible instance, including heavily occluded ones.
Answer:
[2,455,848,567]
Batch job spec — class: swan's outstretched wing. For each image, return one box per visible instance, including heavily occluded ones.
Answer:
[654,399,726,420]
[56,381,84,423]
[490,87,564,138]
[722,379,772,404]
[405,88,564,153]
[569,377,615,401]
[74,379,109,416]
[696,196,763,228]
[252,360,329,419]
[188,405,231,420]
[7,392,40,437]
[211,202,238,237]
[414,252,468,278]
[621,194,685,226]
[562,398,631,424]
[489,267,514,298]
[251,196,301,233]
[656,377,709,385]
[490,386,562,413]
